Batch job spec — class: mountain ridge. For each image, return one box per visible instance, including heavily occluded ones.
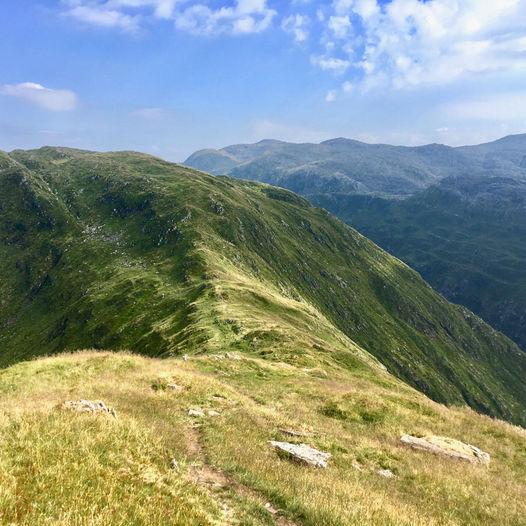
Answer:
[1,146,526,427]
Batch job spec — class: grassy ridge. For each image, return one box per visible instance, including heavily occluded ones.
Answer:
[1,147,525,426]
[0,351,525,525]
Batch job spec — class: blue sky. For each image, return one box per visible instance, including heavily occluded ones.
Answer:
[1,0,526,161]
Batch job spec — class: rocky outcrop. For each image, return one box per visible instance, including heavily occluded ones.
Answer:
[269,441,331,468]
[401,435,490,465]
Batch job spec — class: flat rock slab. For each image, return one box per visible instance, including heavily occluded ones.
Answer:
[269,441,331,468]
[63,399,117,418]
[401,435,490,466]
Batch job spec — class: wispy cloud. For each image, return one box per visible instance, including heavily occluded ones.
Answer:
[1,82,77,111]
[61,0,276,36]
[281,13,310,42]
[309,0,526,90]
[311,56,350,74]
[65,4,141,32]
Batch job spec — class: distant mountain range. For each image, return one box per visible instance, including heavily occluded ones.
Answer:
[2,147,525,426]
[185,135,526,197]
[184,135,526,351]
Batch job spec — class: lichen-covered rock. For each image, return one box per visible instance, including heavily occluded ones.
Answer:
[401,435,490,465]
[269,441,331,468]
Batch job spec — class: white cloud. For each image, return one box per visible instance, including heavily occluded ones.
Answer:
[174,0,276,36]
[61,0,276,36]
[311,56,350,74]
[325,90,336,102]
[311,0,526,89]
[63,2,142,32]
[328,15,351,39]
[282,14,310,42]
[1,82,77,111]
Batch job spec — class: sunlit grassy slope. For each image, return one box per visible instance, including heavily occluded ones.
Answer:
[1,351,525,525]
[0,147,525,428]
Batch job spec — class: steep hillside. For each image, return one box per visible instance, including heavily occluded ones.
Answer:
[1,147,526,427]
[1,350,525,525]
[311,175,526,351]
[185,139,475,196]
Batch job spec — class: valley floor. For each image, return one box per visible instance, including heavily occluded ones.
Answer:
[0,351,525,525]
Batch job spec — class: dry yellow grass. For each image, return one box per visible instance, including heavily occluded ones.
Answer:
[0,350,525,525]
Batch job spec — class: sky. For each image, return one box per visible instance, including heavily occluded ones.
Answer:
[1,0,526,161]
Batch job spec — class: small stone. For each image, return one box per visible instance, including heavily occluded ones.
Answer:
[167,383,182,390]
[269,441,331,468]
[351,462,362,471]
[188,409,205,417]
[208,410,220,416]
[182,354,188,361]
[171,459,179,471]
[377,469,395,478]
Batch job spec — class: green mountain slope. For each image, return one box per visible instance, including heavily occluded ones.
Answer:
[311,175,526,352]
[1,147,525,426]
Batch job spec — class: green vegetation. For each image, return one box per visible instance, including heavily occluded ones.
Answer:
[184,134,526,353]
[1,350,525,525]
[311,175,526,351]
[1,147,525,428]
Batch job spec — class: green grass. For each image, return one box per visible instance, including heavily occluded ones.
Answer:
[0,351,525,525]
[1,147,525,428]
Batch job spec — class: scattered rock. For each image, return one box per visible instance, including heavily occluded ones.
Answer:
[171,459,179,471]
[182,354,189,361]
[63,399,117,418]
[400,435,490,466]
[167,383,182,390]
[264,502,279,514]
[208,410,221,416]
[351,462,362,471]
[212,396,226,401]
[188,409,205,417]
[377,469,395,478]
[269,441,331,468]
